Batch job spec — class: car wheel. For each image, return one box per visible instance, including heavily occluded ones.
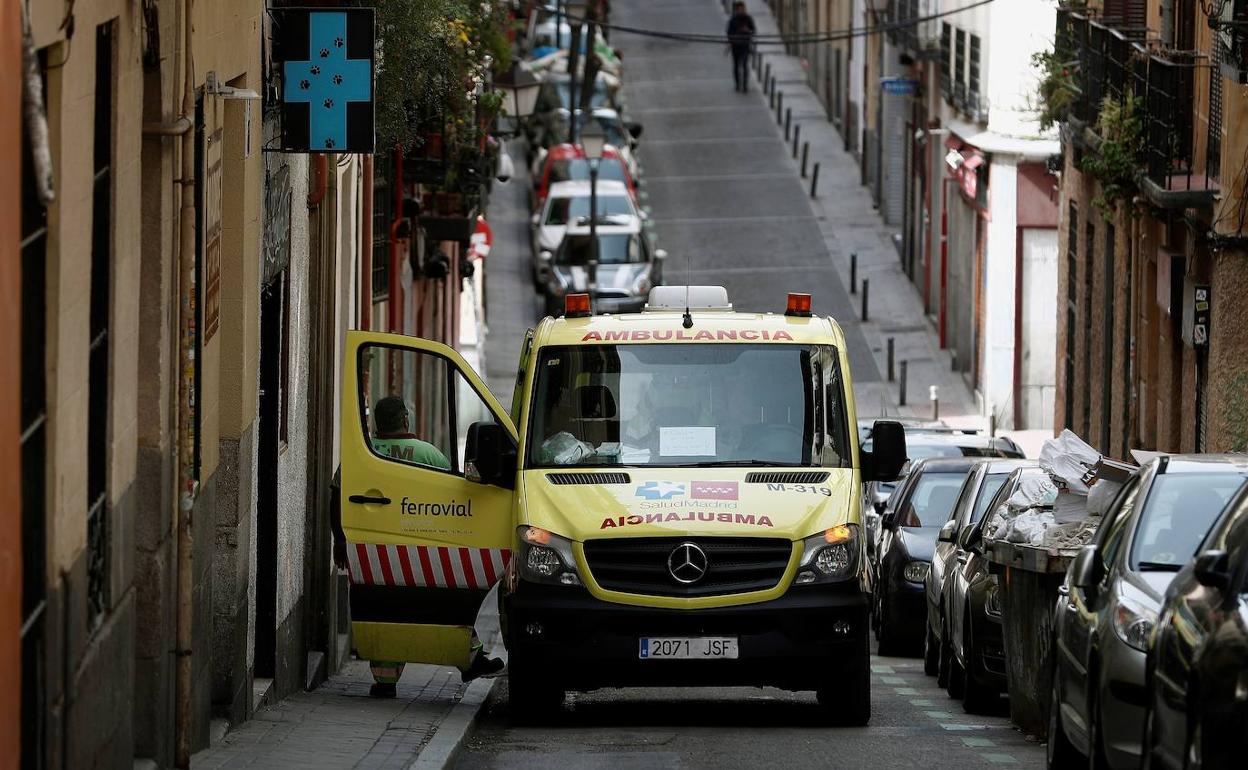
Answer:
[945,637,966,699]
[876,591,899,657]
[817,626,871,726]
[923,622,940,676]
[506,653,564,724]
[1047,675,1084,770]
[961,616,996,715]
[937,615,952,689]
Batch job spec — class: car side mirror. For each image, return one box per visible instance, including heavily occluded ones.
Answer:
[464,421,516,489]
[530,213,541,227]
[1069,544,1103,591]
[880,510,898,531]
[626,121,643,139]
[654,248,667,261]
[959,522,983,552]
[938,519,958,543]
[1193,549,1230,589]
[539,249,553,263]
[864,420,907,481]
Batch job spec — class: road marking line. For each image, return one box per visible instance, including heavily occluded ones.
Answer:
[940,724,990,731]
[924,711,954,720]
[871,665,895,673]
[881,676,905,684]
[960,737,996,748]
[893,687,920,695]
[909,699,938,707]
[981,754,1017,764]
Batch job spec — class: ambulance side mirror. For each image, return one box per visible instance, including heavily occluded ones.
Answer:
[864,420,907,482]
[464,421,516,490]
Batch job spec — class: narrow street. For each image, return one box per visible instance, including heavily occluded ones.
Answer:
[462,1,1043,766]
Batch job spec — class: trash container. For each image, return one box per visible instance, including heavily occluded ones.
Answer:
[984,541,1076,738]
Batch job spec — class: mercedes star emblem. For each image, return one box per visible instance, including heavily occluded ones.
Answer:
[667,542,709,584]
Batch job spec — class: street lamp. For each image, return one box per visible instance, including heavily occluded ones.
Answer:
[492,61,541,136]
[581,119,608,314]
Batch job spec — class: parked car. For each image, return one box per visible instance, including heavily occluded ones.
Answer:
[530,179,639,284]
[526,72,622,152]
[864,432,1025,564]
[1143,479,1248,770]
[874,457,980,655]
[537,108,642,178]
[1048,455,1248,770]
[540,222,665,316]
[531,143,638,210]
[926,460,1034,676]
[857,417,949,443]
[936,463,1039,714]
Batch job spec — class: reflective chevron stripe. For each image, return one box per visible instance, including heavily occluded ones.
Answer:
[347,543,511,589]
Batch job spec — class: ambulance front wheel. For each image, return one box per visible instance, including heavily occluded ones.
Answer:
[815,628,872,726]
[506,653,565,723]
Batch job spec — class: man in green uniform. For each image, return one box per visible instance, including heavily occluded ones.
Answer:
[364,396,504,697]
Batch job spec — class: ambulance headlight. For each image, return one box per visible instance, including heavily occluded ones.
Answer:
[795,524,860,583]
[517,526,582,586]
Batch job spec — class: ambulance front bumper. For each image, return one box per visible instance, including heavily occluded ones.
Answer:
[501,581,868,692]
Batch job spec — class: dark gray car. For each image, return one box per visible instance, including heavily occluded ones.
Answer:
[1048,455,1248,770]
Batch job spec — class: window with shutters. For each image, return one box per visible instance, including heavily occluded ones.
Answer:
[1209,45,1225,182]
[954,29,966,107]
[1102,0,1147,29]
[940,23,952,97]
[87,20,115,632]
[1083,220,1095,437]
[1101,225,1115,455]
[372,152,391,302]
[968,35,982,116]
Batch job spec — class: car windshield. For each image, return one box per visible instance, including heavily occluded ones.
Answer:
[971,473,1011,524]
[526,344,851,468]
[902,442,1012,459]
[555,233,643,265]
[537,80,611,112]
[897,472,968,527]
[546,195,633,225]
[1129,474,1245,570]
[549,157,628,185]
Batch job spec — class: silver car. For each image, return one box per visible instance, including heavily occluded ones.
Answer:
[1049,455,1248,770]
[541,222,665,317]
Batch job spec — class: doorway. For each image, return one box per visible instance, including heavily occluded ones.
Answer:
[254,273,287,679]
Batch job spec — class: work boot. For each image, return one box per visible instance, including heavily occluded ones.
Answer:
[460,652,505,683]
[369,682,397,698]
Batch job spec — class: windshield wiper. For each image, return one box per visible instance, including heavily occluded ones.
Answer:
[1136,561,1182,572]
[679,460,800,468]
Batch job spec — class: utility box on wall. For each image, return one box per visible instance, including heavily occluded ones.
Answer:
[1181,279,1211,348]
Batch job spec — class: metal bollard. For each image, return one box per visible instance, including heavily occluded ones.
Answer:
[810,162,820,198]
[887,338,895,382]
[801,142,809,177]
[777,92,784,124]
[792,123,800,158]
[930,385,940,421]
[899,361,908,407]
[850,252,857,294]
[784,108,792,140]
[769,83,775,108]
[861,278,870,322]
[764,62,771,89]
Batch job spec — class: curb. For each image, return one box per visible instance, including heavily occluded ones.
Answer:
[407,675,498,770]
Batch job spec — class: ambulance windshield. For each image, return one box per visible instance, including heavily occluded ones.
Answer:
[526,344,851,469]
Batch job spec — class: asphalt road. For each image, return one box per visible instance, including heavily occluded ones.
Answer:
[465,0,1043,766]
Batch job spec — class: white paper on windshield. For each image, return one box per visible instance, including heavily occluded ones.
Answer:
[659,426,716,456]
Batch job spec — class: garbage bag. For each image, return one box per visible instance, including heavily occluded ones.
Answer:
[1007,474,1059,512]
[1086,479,1125,517]
[538,431,595,465]
[1008,510,1056,546]
[1039,429,1101,495]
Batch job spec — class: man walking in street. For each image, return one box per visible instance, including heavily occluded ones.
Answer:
[727,1,756,92]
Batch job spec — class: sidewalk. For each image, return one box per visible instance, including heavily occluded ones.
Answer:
[742,3,984,430]
[190,606,502,770]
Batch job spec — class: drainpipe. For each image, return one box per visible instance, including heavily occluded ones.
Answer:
[173,0,197,766]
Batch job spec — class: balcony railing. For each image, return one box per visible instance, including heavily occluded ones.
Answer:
[1056,8,1218,204]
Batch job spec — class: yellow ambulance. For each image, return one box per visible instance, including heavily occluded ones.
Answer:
[339,286,906,724]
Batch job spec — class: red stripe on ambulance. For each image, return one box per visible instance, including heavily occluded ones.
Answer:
[347,544,510,589]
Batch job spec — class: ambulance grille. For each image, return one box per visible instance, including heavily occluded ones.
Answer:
[546,472,632,485]
[583,537,792,597]
[744,471,830,484]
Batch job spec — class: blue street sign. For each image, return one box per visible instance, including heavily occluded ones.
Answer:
[881,78,919,96]
[270,8,375,154]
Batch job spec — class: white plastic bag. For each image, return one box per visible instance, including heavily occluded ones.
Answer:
[1086,479,1124,517]
[1007,474,1059,512]
[1009,510,1056,546]
[1039,429,1101,495]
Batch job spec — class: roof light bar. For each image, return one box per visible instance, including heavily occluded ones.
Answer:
[785,292,812,317]
[564,293,592,318]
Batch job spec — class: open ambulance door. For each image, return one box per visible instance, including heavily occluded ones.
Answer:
[341,331,518,668]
